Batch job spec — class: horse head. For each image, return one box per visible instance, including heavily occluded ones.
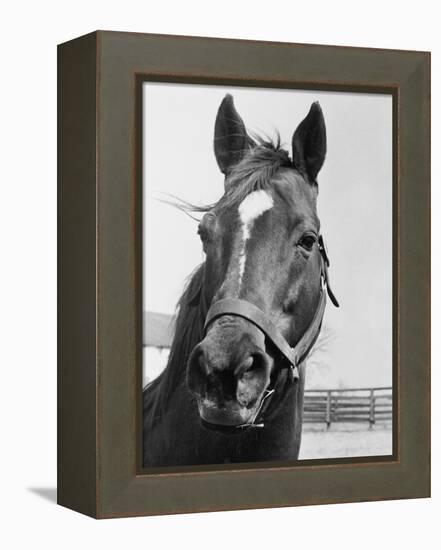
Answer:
[187,94,335,431]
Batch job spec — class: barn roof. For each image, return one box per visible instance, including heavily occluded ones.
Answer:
[143,311,175,348]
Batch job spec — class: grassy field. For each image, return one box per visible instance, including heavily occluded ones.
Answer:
[299,423,393,459]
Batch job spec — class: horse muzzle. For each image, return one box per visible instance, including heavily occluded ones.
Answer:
[186,319,274,430]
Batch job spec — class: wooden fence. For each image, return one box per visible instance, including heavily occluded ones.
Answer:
[303,387,392,428]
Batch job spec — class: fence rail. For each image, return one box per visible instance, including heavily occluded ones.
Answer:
[303,387,392,428]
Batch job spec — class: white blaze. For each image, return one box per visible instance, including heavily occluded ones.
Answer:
[237,190,274,286]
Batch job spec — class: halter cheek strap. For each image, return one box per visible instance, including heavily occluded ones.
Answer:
[202,235,339,429]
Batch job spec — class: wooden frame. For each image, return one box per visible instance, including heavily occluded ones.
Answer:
[58,31,430,518]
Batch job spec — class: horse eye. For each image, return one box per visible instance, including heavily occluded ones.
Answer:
[299,235,316,251]
[197,225,211,248]
[197,225,207,241]
[198,213,217,244]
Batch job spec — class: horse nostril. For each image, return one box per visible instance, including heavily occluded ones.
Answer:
[236,352,270,408]
[241,356,254,372]
[187,345,207,395]
[234,353,262,378]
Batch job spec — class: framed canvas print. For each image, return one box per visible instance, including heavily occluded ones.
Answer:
[58,31,430,518]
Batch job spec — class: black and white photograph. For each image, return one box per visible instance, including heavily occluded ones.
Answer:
[142,83,393,467]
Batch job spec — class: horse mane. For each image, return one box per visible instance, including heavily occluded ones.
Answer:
[144,135,293,418]
[169,135,293,217]
[221,135,293,207]
[143,263,207,417]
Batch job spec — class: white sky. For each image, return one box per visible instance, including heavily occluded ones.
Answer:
[143,83,392,388]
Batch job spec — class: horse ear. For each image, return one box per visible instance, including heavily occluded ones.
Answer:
[214,94,252,175]
[292,102,326,183]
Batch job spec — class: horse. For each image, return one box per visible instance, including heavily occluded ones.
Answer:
[143,94,338,467]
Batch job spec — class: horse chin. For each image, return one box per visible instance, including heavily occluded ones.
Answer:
[197,399,262,432]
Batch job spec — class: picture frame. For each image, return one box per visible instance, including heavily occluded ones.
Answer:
[58,30,430,518]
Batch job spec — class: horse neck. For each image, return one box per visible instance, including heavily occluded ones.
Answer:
[153,268,207,411]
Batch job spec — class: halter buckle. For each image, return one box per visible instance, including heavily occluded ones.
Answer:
[289,362,300,381]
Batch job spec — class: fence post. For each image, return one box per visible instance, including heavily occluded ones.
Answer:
[326,390,331,429]
[369,389,375,428]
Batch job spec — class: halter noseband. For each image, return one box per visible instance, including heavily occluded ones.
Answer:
[202,235,339,431]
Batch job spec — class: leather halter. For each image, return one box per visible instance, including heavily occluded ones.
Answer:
[202,235,339,430]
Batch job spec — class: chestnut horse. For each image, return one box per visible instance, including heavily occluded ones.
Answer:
[143,95,338,467]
